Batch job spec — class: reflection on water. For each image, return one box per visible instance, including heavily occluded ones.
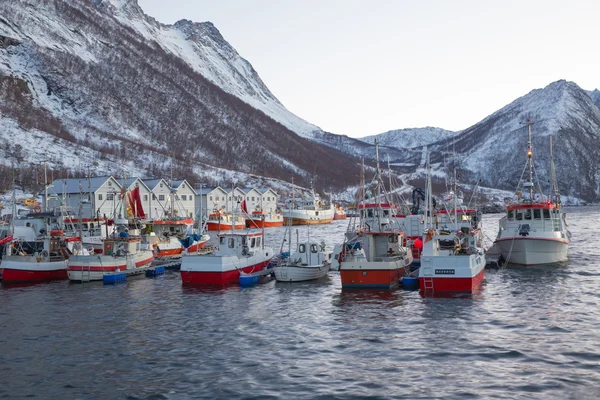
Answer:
[0,208,599,399]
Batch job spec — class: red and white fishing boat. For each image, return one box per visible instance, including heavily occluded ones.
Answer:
[333,205,347,220]
[246,210,284,228]
[417,157,485,294]
[180,230,273,285]
[67,221,154,282]
[494,120,570,265]
[1,229,85,283]
[205,210,246,231]
[339,142,413,289]
[144,218,194,259]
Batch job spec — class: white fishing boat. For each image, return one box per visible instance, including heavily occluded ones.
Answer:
[282,187,334,225]
[493,119,570,265]
[273,223,332,282]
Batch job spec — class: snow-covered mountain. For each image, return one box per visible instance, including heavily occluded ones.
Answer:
[0,0,362,193]
[360,127,458,149]
[366,80,600,202]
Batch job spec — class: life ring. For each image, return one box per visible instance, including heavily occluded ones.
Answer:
[33,205,42,213]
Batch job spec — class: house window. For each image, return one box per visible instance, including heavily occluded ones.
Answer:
[107,194,114,201]
[160,183,163,188]
[175,195,180,200]
[144,195,148,201]
[222,196,225,201]
[108,181,112,186]
[252,197,255,201]
[210,196,213,201]
[182,195,187,201]
[159,195,165,201]
[98,194,103,201]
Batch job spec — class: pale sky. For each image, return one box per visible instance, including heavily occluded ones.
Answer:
[138,0,600,138]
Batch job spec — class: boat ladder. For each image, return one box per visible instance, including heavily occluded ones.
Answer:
[82,258,92,283]
[421,264,434,292]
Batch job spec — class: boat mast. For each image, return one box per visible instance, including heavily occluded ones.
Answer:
[43,153,48,213]
[549,135,559,205]
[525,118,534,201]
[375,139,382,231]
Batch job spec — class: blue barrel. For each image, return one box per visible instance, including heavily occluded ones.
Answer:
[103,272,127,284]
[239,274,260,287]
[402,276,419,290]
[146,266,165,277]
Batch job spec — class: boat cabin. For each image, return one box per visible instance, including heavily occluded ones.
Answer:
[216,232,263,257]
[290,241,331,266]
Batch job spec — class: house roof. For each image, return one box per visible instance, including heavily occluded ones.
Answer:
[45,176,120,196]
[123,177,151,192]
[142,179,169,190]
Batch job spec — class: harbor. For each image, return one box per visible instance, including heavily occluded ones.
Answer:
[0,207,597,398]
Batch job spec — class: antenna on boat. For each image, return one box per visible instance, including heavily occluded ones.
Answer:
[549,135,559,205]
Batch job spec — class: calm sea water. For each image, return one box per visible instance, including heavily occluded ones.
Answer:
[1,207,599,399]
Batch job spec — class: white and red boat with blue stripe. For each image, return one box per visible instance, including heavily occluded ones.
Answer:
[180,230,273,285]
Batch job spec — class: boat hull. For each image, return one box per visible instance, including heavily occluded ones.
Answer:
[495,237,569,265]
[340,257,411,289]
[205,222,246,231]
[181,258,271,285]
[274,263,330,282]
[67,251,155,282]
[283,217,333,226]
[246,219,284,228]
[1,258,68,283]
[418,253,485,293]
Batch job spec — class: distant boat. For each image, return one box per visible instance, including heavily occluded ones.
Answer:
[180,230,273,285]
[246,210,284,228]
[333,205,347,220]
[282,187,334,225]
[205,210,246,231]
[493,119,570,265]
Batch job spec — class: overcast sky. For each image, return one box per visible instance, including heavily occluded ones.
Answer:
[137,0,599,138]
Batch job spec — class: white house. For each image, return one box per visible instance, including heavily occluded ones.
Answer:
[171,179,196,219]
[142,178,172,220]
[259,188,279,213]
[204,187,228,214]
[44,176,122,219]
[228,187,246,214]
[242,188,263,214]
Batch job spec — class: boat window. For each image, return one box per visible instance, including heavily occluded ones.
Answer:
[256,237,261,247]
[251,238,256,247]
[388,235,397,243]
[533,209,541,220]
[543,209,551,219]
[311,244,318,253]
[367,209,373,218]
[524,210,531,220]
[383,209,389,217]
[242,237,247,245]
[299,244,306,253]
[220,237,225,245]
[515,210,523,220]
[507,210,514,220]
[228,238,235,248]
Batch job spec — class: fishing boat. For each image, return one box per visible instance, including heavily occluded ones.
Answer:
[493,119,570,265]
[245,210,284,228]
[67,220,155,282]
[281,187,334,225]
[418,156,485,294]
[205,210,246,231]
[180,230,273,285]
[273,217,332,282]
[144,218,194,259]
[1,231,73,283]
[339,142,414,289]
[333,204,347,220]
